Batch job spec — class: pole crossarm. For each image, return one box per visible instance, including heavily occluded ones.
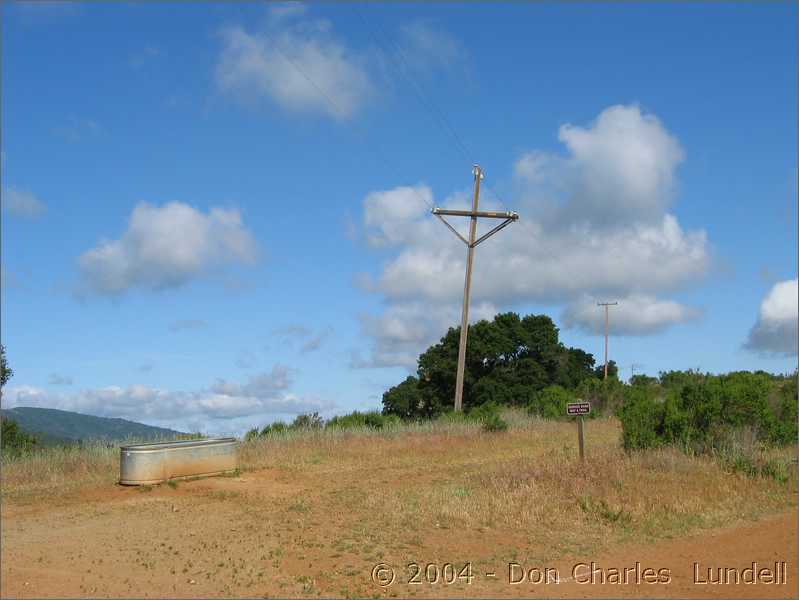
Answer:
[429,164,520,412]
[432,208,519,220]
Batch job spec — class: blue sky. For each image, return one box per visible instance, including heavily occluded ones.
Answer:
[2,1,796,435]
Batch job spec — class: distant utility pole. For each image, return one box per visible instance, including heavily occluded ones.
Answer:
[597,301,618,380]
[433,165,519,412]
[630,363,643,381]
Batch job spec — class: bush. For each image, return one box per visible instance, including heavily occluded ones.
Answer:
[1,418,38,457]
[527,385,573,419]
[467,401,508,433]
[617,388,664,450]
[618,371,798,453]
[260,421,288,436]
[481,412,509,433]
[326,410,398,430]
[291,412,324,431]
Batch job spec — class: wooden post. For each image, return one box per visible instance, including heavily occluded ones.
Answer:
[597,301,618,380]
[432,166,519,412]
[452,166,482,413]
[577,417,585,461]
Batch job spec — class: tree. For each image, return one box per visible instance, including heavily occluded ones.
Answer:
[594,359,619,381]
[1,344,12,390]
[383,312,597,418]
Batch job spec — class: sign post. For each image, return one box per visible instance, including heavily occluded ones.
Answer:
[566,401,591,461]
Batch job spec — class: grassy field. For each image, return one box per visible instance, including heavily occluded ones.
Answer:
[2,411,797,597]
[4,411,795,535]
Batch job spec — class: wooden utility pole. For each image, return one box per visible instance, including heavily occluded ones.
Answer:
[433,165,519,411]
[597,301,618,380]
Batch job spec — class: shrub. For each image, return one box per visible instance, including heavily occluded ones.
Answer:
[467,401,508,433]
[244,428,259,442]
[481,412,509,433]
[260,421,288,436]
[326,411,395,430]
[526,385,573,419]
[618,371,798,453]
[291,412,324,431]
[617,389,663,450]
[1,418,38,457]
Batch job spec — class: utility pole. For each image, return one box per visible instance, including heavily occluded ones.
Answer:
[597,301,618,380]
[433,165,519,411]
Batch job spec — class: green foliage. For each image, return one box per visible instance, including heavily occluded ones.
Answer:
[326,410,399,430]
[594,359,619,381]
[383,312,598,419]
[244,428,259,442]
[291,412,324,431]
[578,377,626,415]
[617,388,664,450]
[618,371,798,452]
[630,374,658,387]
[527,385,574,419]
[0,344,12,389]
[481,412,509,433]
[1,417,38,456]
[260,421,288,436]
[466,402,508,433]
[381,376,427,419]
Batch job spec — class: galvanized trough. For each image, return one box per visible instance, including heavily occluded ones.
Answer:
[119,438,238,485]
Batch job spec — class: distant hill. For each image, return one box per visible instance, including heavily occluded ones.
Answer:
[0,407,184,445]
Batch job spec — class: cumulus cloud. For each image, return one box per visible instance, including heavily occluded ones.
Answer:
[744,279,798,356]
[78,202,257,296]
[561,294,702,336]
[3,187,46,218]
[3,365,333,435]
[354,104,709,367]
[352,301,498,369]
[215,15,373,120]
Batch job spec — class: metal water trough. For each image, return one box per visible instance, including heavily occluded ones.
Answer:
[119,438,238,485]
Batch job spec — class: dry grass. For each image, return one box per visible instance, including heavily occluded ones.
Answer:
[2,412,797,597]
[2,411,795,552]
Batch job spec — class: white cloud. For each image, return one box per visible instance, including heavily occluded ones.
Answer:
[3,187,46,218]
[3,366,333,436]
[215,17,373,120]
[78,202,257,296]
[352,301,498,369]
[397,20,466,74]
[744,278,798,356]
[354,104,709,367]
[561,294,702,336]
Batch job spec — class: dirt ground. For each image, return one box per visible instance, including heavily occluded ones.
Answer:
[2,464,796,599]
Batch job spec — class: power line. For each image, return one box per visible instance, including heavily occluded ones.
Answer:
[354,6,513,214]
[271,42,436,212]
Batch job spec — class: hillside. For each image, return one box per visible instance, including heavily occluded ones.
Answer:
[0,406,184,444]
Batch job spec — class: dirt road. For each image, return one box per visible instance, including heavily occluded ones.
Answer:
[2,465,796,599]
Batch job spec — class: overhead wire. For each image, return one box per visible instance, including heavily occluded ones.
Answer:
[353,5,514,215]
[271,41,437,212]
